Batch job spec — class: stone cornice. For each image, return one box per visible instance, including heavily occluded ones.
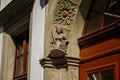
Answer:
[0,0,34,26]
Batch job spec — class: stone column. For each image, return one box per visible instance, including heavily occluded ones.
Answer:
[0,32,3,80]
[28,0,45,80]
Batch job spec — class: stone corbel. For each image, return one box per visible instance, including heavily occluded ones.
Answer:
[40,55,80,68]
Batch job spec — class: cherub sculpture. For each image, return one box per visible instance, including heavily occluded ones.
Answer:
[50,24,69,53]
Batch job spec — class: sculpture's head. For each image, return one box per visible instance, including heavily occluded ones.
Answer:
[55,24,63,34]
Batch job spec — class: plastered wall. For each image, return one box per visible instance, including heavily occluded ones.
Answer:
[0,33,15,80]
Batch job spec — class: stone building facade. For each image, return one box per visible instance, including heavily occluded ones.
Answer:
[0,0,120,80]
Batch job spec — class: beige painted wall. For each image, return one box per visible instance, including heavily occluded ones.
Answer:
[0,33,15,80]
[67,9,84,57]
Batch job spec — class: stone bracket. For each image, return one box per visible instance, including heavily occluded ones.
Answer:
[40,55,80,68]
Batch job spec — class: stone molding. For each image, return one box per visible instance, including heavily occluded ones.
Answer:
[40,55,80,68]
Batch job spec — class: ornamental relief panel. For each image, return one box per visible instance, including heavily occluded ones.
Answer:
[69,67,78,80]
[47,69,67,80]
[53,0,80,26]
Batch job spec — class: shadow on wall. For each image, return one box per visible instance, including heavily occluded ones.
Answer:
[40,0,49,9]
[79,0,93,20]
[0,27,3,33]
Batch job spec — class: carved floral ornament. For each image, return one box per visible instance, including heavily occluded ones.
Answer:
[53,0,80,26]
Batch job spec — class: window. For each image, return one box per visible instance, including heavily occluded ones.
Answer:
[83,0,120,35]
[14,30,29,80]
[88,69,114,80]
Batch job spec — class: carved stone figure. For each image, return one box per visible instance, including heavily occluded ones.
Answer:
[47,24,68,66]
[50,24,69,53]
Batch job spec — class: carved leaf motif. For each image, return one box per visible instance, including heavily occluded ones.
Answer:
[53,0,79,26]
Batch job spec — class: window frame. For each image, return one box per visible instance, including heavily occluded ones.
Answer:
[13,31,29,80]
[85,62,119,80]
[87,67,114,80]
[82,0,120,36]
[82,0,104,36]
